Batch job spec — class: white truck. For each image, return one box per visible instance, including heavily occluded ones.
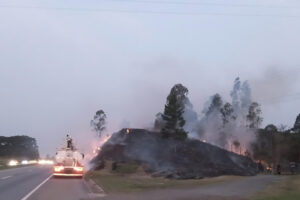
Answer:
[53,136,85,177]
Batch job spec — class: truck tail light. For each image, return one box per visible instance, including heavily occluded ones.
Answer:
[54,166,64,172]
[74,167,83,172]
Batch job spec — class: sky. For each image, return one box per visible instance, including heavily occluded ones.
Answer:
[0,0,300,156]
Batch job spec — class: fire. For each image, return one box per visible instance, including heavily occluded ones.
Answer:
[85,134,112,164]
[228,141,248,156]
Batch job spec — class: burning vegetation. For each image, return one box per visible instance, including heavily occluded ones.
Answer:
[92,129,258,179]
[91,77,300,178]
[154,78,262,156]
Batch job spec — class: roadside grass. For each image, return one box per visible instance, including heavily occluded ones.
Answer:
[0,159,10,170]
[254,175,300,200]
[86,162,241,194]
[0,164,27,170]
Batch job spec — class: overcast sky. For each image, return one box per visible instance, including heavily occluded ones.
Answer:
[1,0,300,156]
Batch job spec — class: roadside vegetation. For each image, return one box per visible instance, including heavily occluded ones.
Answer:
[0,135,39,159]
[86,161,241,194]
[254,175,300,200]
[0,159,7,170]
[89,81,300,197]
[0,135,39,170]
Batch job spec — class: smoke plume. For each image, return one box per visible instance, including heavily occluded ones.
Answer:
[184,78,259,155]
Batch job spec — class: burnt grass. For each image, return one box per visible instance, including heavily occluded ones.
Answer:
[92,129,258,179]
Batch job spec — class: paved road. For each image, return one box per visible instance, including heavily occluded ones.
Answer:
[28,176,95,200]
[0,165,101,200]
[0,165,52,200]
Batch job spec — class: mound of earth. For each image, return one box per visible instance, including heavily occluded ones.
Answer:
[92,129,258,179]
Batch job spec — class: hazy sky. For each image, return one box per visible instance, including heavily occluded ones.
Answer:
[1,0,300,155]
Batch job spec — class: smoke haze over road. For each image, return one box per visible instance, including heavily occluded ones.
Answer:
[0,0,300,155]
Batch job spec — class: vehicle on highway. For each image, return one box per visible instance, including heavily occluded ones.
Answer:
[53,136,85,177]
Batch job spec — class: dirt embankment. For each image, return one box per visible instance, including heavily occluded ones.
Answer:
[92,129,258,179]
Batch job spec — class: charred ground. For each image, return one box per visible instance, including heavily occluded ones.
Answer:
[92,129,258,179]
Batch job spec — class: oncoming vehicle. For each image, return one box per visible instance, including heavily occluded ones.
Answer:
[53,135,85,177]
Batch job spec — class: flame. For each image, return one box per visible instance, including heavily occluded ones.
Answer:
[85,134,112,163]
[227,141,248,156]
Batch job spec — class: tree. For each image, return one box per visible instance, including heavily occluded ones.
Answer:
[278,124,288,132]
[233,140,241,152]
[202,94,226,148]
[161,84,188,140]
[205,94,223,118]
[265,124,277,133]
[220,102,236,127]
[293,114,300,133]
[230,77,253,120]
[230,77,241,111]
[0,136,39,159]
[91,110,107,137]
[251,130,273,165]
[240,81,252,109]
[246,102,263,129]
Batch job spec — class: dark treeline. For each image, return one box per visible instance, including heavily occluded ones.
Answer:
[252,114,300,166]
[0,136,39,159]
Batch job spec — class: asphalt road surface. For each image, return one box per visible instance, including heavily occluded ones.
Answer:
[0,165,100,200]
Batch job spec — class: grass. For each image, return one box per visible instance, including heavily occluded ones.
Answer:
[0,159,10,170]
[86,161,241,194]
[254,175,300,200]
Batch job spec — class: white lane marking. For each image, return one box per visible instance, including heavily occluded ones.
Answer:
[1,176,12,180]
[20,174,52,200]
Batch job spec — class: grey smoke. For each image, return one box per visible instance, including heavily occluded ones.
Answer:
[119,119,131,129]
[183,98,198,135]
[183,78,256,154]
[251,67,300,104]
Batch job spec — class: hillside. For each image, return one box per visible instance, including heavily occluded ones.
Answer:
[92,129,258,179]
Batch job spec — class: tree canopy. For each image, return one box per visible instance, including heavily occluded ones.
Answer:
[293,114,300,133]
[161,84,188,140]
[0,136,39,159]
[91,110,107,137]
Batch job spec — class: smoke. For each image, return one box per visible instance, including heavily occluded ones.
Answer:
[231,78,252,116]
[184,78,258,155]
[251,67,300,104]
[119,119,131,129]
[182,98,198,135]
